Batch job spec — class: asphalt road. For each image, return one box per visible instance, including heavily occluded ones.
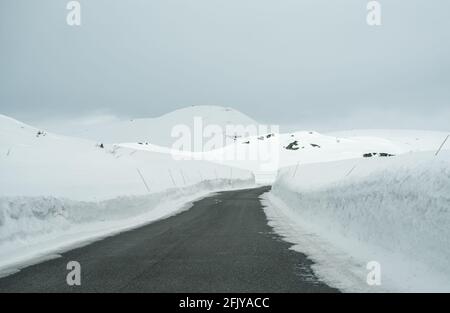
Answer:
[0,187,338,293]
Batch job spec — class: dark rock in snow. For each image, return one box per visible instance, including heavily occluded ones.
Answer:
[363,152,395,158]
[286,141,300,150]
[36,130,47,138]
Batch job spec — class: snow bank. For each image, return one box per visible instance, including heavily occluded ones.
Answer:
[0,179,254,276]
[0,114,255,274]
[267,151,450,292]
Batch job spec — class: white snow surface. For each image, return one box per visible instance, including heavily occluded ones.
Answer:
[0,113,253,200]
[328,129,449,153]
[0,182,253,277]
[116,128,418,180]
[2,106,450,290]
[265,151,450,292]
[0,113,254,274]
[38,105,259,148]
[38,106,443,175]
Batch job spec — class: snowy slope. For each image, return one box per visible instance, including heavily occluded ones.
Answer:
[119,128,407,175]
[2,106,449,288]
[0,114,253,200]
[265,150,450,292]
[0,114,254,275]
[38,105,258,148]
[37,106,449,177]
[329,129,449,153]
[238,130,403,169]
[112,113,449,186]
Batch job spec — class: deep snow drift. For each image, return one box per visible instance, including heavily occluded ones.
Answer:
[0,113,254,275]
[265,150,450,292]
[0,181,252,276]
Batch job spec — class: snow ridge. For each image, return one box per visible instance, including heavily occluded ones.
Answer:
[267,151,450,292]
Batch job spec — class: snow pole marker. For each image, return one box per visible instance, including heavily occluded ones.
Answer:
[345,165,357,177]
[180,169,187,185]
[136,168,150,193]
[168,169,177,187]
[435,135,449,156]
[292,162,300,178]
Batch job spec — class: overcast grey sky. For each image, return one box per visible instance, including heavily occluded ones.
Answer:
[1,0,449,131]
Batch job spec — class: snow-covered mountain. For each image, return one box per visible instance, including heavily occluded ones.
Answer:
[1,106,449,290]
[122,120,448,176]
[3,105,448,195]
[0,113,253,200]
[0,112,255,273]
[39,105,258,147]
[36,105,449,172]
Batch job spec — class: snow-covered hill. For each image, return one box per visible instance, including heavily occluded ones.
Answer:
[98,106,448,185]
[122,126,445,179]
[328,129,449,153]
[37,106,449,178]
[0,113,254,274]
[1,106,449,289]
[39,105,258,148]
[0,113,253,200]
